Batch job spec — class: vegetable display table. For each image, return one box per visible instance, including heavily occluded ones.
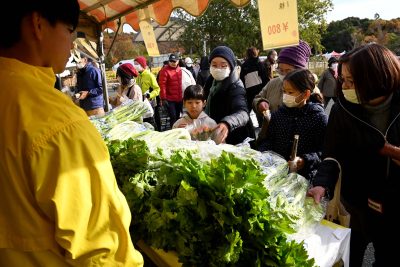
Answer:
[136,219,350,267]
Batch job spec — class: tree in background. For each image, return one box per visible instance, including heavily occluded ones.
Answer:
[366,18,400,54]
[175,0,332,57]
[321,17,400,54]
[297,0,333,53]
[321,17,371,52]
[103,32,147,68]
[175,0,260,58]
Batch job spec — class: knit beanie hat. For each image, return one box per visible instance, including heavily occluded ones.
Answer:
[134,56,147,69]
[209,46,237,70]
[277,40,311,68]
[117,63,138,79]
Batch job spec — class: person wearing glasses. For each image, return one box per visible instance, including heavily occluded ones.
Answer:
[308,43,400,267]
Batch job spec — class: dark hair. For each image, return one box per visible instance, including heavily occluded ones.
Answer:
[116,68,132,86]
[338,43,400,103]
[199,56,210,70]
[178,59,186,67]
[284,69,323,104]
[183,85,205,101]
[328,57,338,67]
[267,49,277,57]
[246,47,259,59]
[284,69,315,93]
[0,0,80,48]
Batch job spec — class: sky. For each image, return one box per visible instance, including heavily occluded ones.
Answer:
[327,0,399,22]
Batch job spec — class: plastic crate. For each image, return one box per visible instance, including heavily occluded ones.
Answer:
[154,105,171,132]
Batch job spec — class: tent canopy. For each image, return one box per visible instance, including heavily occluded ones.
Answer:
[78,0,250,32]
[75,0,251,112]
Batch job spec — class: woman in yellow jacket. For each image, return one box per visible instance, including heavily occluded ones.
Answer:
[0,1,143,266]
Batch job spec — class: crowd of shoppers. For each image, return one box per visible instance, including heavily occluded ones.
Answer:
[3,3,399,265]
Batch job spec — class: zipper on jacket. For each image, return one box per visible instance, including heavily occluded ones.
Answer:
[339,100,400,178]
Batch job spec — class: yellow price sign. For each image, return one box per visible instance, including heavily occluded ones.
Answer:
[139,19,160,56]
[258,0,299,50]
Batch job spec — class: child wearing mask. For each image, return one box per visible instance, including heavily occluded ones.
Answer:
[173,85,216,140]
[258,69,328,181]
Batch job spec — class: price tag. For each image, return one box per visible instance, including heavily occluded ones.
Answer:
[139,19,160,56]
[258,0,299,50]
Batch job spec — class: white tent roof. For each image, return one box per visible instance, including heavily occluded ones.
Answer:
[112,59,136,72]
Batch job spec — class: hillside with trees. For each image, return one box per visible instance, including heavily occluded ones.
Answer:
[321,17,400,54]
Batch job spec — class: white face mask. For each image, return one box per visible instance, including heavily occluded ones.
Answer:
[77,62,85,69]
[330,63,338,71]
[210,66,231,81]
[283,93,303,108]
[342,89,360,104]
[134,64,143,72]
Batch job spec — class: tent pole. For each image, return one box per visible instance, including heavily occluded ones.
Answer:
[98,31,110,112]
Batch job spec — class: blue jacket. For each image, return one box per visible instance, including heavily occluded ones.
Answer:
[77,63,104,111]
[259,102,328,181]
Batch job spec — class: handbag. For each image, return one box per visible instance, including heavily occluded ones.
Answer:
[324,158,351,228]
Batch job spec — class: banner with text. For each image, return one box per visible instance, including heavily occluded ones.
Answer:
[258,0,299,50]
[139,19,160,56]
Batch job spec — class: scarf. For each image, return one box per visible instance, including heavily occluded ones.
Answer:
[205,80,222,115]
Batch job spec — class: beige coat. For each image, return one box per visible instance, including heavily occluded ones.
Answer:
[252,77,283,115]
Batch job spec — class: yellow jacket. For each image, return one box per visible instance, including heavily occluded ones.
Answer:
[0,57,143,266]
[136,68,160,100]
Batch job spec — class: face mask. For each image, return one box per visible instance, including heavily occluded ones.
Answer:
[273,55,278,61]
[134,64,143,72]
[342,89,359,104]
[210,66,231,81]
[283,93,302,108]
[186,63,193,68]
[278,74,285,81]
[330,63,338,71]
[77,62,85,69]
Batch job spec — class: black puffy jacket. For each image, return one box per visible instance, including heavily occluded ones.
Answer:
[204,68,255,145]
